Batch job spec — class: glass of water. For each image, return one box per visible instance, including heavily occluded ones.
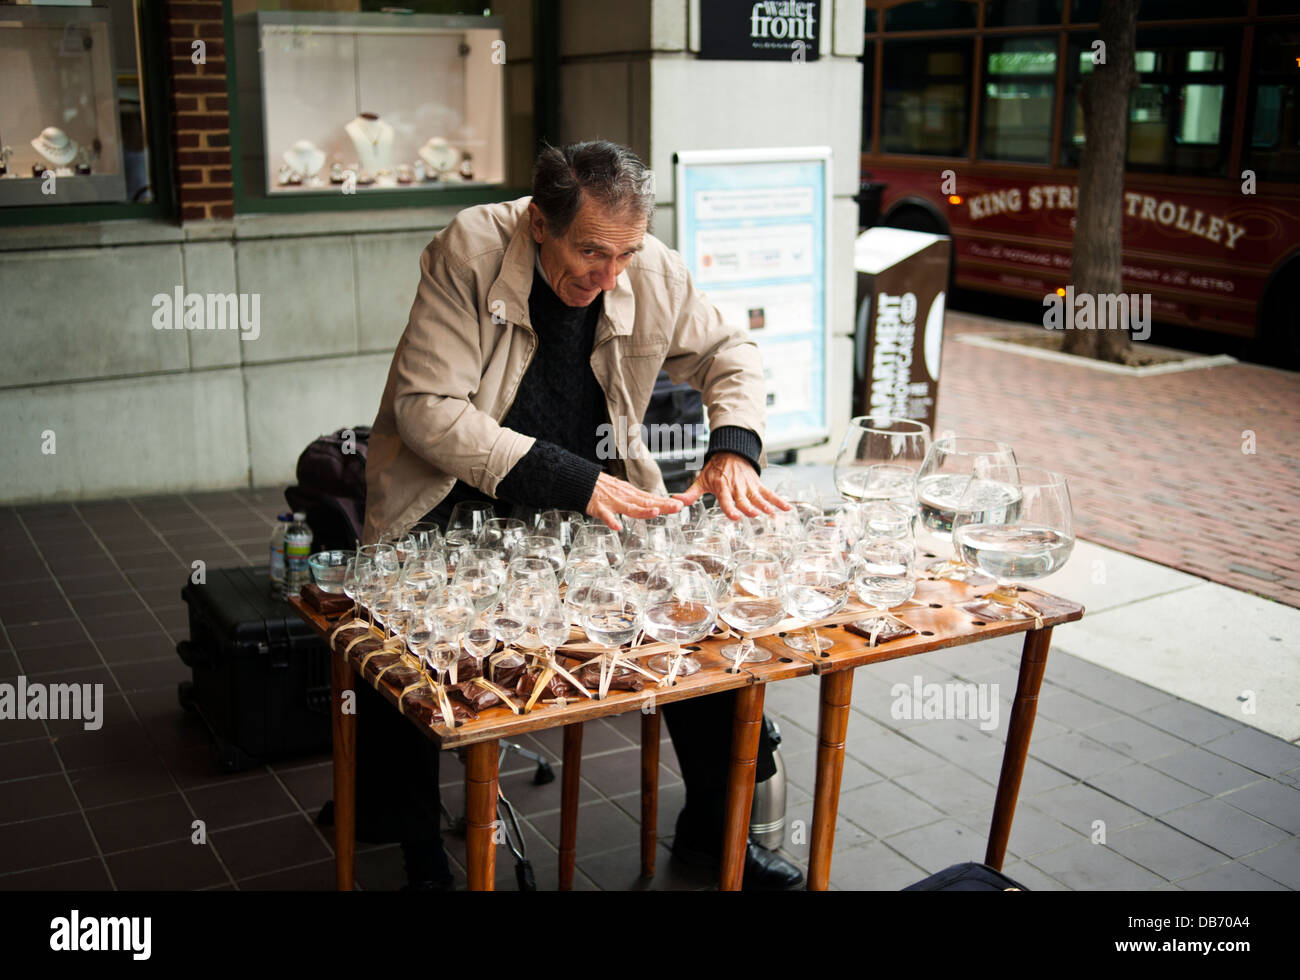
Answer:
[718,549,785,668]
[779,546,850,654]
[849,537,917,634]
[953,463,1073,622]
[915,437,1017,581]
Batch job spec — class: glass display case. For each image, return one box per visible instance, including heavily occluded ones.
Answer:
[235,11,506,197]
[0,5,127,207]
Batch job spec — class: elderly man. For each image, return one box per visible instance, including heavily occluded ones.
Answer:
[358,140,801,890]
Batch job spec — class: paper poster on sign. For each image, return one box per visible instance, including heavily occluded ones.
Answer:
[675,147,831,452]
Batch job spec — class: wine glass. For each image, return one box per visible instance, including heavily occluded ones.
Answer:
[400,552,447,603]
[772,476,823,526]
[849,537,917,635]
[580,573,643,696]
[833,415,932,504]
[537,509,587,553]
[342,555,371,621]
[572,524,624,571]
[451,548,506,616]
[506,556,559,593]
[408,521,445,556]
[953,464,1073,622]
[858,501,915,542]
[564,543,610,587]
[779,546,850,654]
[512,536,566,579]
[446,501,495,552]
[718,549,785,668]
[916,437,1017,580]
[424,585,475,682]
[644,558,718,679]
[478,517,527,562]
[677,529,735,601]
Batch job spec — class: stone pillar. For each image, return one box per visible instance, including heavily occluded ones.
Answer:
[554,0,864,463]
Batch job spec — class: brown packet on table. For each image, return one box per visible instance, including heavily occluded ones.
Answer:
[449,682,501,713]
[401,685,478,725]
[301,584,353,617]
[514,668,581,701]
[574,662,645,692]
[843,618,917,646]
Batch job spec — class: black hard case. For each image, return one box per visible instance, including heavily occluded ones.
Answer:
[177,565,330,772]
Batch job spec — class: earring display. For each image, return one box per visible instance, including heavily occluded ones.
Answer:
[238,10,505,197]
[0,6,127,206]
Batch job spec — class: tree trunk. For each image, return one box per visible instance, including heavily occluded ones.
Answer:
[1062,0,1139,362]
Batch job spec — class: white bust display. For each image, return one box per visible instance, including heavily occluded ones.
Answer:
[344,113,394,178]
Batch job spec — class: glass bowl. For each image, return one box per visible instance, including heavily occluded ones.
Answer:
[308,550,350,593]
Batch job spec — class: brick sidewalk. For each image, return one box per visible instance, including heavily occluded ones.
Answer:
[933,314,1300,608]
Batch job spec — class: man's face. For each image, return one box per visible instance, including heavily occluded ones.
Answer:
[529,196,646,307]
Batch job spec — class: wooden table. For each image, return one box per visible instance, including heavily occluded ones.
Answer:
[753,577,1084,890]
[289,596,811,891]
[291,573,1081,892]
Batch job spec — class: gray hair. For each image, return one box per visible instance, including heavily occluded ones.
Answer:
[531,140,655,237]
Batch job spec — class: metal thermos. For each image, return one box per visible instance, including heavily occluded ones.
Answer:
[749,717,786,850]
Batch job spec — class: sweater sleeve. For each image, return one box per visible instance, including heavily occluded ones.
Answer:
[704,425,762,475]
[495,439,603,513]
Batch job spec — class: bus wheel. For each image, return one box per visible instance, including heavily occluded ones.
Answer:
[1259,266,1300,370]
[883,205,946,236]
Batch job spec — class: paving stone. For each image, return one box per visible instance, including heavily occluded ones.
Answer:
[1027,780,1154,835]
[1139,699,1242,745]
[1202,728,1300,778]
[895,763,999,820]
[1104,820,1232,881]
[1159,798,1292,859]
[825,840,928,891]
[1034,690,1124,731]
[1087,764,1209,815]
[885,818,999,875]
[1176,861,1290,891]
[1083,716,1192,764]
[1239,838,1300,890]
[1029,838,1168,890]
[1030,731,1134,780]
[1219,779,1300,835]
[999,859,1070,891]
[1146,746,1269,796]
[835,780,944,839]
[843,728,947,779]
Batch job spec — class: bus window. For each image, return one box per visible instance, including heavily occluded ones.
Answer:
[1071,0,1246,21]
[880,39,973,157]
[985,0,1063,28]
[1061,31,1234,176]
[980,37,1057,163]
[1245,28,1300,182]
[883,0,977,31]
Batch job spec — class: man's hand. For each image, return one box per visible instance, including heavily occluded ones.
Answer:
[673,453,791,521]
[586,472,683,531]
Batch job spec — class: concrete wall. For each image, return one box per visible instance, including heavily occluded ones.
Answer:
[0,209,462,504]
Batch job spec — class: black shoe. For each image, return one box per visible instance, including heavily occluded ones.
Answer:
[670,836,804,891]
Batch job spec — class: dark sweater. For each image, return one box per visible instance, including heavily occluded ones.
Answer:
[430,266,761,523]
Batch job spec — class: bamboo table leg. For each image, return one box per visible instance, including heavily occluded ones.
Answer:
[720,684,766,891]
[985,626,1053,870]
[558,723,583,890]
[466,739,500,891]
[331,649,356,892]
[640,707,661,878]
[808,670,854,891]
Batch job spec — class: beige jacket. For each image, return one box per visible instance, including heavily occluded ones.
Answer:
[363,196,767,544]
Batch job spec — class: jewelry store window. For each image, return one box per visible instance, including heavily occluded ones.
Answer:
[0,0,170,223]
[230,2,536,213]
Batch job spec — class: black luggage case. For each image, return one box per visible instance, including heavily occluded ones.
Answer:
[177,566,331,772]
[902,862,1029,891]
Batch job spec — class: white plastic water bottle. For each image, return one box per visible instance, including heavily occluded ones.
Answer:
[284,512,314,596]
[269,513,293,598]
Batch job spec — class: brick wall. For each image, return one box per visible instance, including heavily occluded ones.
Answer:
[164,1,232,220]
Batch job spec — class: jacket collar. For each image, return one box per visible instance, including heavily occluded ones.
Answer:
[487,197,635,341]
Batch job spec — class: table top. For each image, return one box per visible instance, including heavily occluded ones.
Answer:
[289,576,1083,749]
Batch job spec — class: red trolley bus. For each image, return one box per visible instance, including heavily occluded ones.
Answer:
[860,0,1300,364]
